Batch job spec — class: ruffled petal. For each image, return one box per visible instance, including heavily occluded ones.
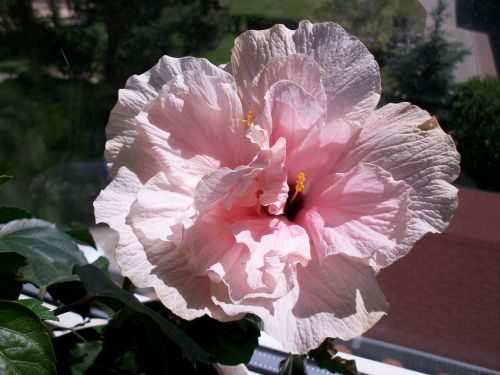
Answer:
[336,103,460,268]
[106,56,231,180]
[264,255,388,353]
[195,137,289,215]
[298,163,410,266]
[227,20,380,126]
[252,54,326,113]
[257,80,360,185]
[94,167,228,321]
[292,21,380,126]
[258,80,325,155]
[229,217,310,302]
[183,204,310,307]
[134,68,259,192]
[128,172,195,245]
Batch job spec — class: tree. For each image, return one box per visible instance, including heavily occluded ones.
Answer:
[382,0,468,125]
[314,0,425,63]
[449,77,500,191]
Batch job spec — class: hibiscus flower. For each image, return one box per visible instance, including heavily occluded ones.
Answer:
[94,21,460,353]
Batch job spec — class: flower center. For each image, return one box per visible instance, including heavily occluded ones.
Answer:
[240,110,254,128]
[284,172,306,221]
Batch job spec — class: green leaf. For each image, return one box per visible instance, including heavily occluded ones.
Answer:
[0,300,56,375]
[74,264,213,365]
[47,281,91,318]
[0,206,32,224]
[16,299,59,321]
[63,222,96,248]
[279,354,307,375]
[179,313,260,365]
[70,341,103,375]
[0,252,26,300]
[0,175,12,186]
[91,256,109,271]
[0,219,87,288]
[309,338,359,375]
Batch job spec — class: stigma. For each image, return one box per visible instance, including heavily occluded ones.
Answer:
[295,172,305,193]
[289,172,306,204]
[284,172,306,221]
[240,111,254,128]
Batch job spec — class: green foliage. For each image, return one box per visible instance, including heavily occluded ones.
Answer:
[0,219,87,288]
[309,338,359,375]
[70,341,103,375]
[74,264,214,365]
[78,0,229,83]
[62,222,96,247]
[0,300,56,375]
[382,0,468,124]
[314,0,426,62]
[230,0,322,21]
[0,252,26,300]
[0,206,32,224]
[0,175,12,185]
[450,76,500,191]
[0,77,114,223]
[279,354,307,375]
[167,308,261,365]
[16,298,59,321]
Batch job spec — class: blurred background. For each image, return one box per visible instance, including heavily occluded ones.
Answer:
[0,0,498,373]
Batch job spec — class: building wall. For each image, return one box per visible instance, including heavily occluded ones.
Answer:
[418,0,497,81]
[366,187,500,371]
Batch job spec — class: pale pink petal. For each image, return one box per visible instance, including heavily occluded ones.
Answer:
[94,168,228,321]
[257,138,289,215]
[194,165,262,215]
[94,167,144,276]
[182,209,240,279]
[106,56,231,180]
[252,54,326,113]
[298,163,410,265]
[257,80,325,153]
[145,240,232,321]
[227,20,380,125]
[336,103,460,268]
[229,217,310,302]
[128,172,195,245]
[292,21,380,126]
[134,68,259,192]
[183,206,310,308]
[195,137,289,215]
[257,80,359,185]
[264,255,388,353]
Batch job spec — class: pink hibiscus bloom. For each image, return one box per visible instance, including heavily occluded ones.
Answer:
[95,21,460,353]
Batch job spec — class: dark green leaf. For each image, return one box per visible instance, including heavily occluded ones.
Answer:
[63,222,96,248]
[74,264,213,364]
[0,300,56,375]
[0,252,26,300]
[0,219,87,288]
[0,175,12,186]
[180,314,260,365]
[16,298,59,321]
[92,256,109,271]
[0,206,32,224]
[279,354,307,375]
[309,338,359,375]
[47,281,91,318]
[70,341,103,375]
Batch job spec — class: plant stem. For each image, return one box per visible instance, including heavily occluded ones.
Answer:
[52,294,92,316]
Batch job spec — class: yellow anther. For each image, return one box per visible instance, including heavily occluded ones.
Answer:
[295,172,306,193]
[288,172,306,206]
[240,110,254,128]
